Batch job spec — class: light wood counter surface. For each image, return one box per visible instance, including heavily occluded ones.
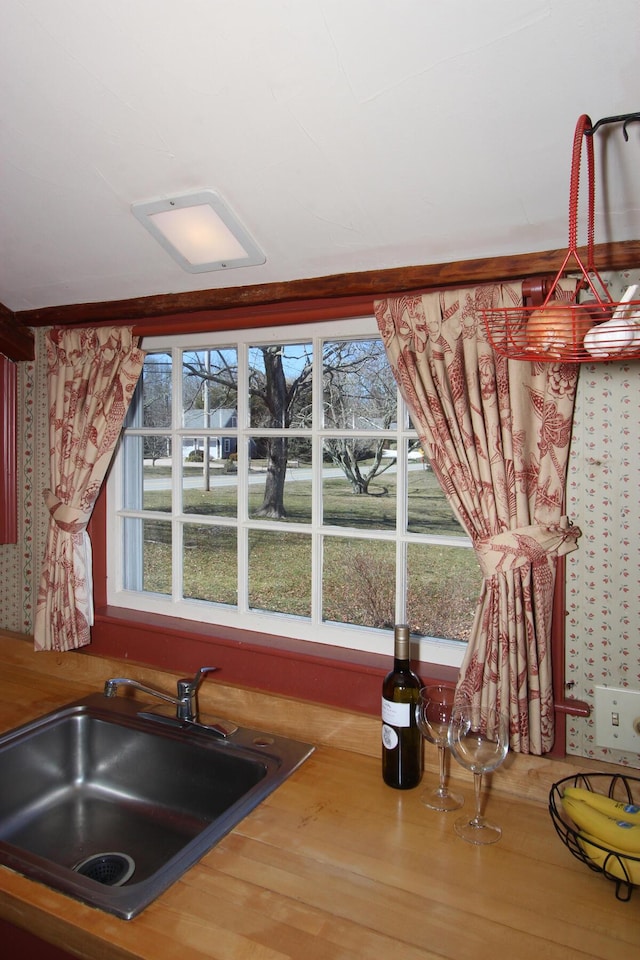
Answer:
[0,631,639,960]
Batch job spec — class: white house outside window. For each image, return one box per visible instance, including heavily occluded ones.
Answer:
[107,317,481,665]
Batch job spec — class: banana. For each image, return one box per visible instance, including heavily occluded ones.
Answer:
[563,786,640,822]
[561,794,640,855]
[577,831,640,887]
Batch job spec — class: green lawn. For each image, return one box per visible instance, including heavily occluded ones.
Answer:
[137,463,481,641]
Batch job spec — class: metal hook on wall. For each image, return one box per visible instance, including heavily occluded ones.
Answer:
[585,111,640,141]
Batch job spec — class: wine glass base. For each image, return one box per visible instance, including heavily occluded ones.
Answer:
[421,788,464,812]
[454,815,502,844]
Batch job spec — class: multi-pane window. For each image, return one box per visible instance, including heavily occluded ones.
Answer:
[107,317,481,664]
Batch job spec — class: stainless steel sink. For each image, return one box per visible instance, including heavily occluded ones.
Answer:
[0,693,313,918]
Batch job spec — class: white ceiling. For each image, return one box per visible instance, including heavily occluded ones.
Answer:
[1,0,639,313]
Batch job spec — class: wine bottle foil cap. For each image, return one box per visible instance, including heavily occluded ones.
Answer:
[394,624,410,658]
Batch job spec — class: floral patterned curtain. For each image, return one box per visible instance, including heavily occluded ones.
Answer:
[375,283,581,754]
[34,327,144,652]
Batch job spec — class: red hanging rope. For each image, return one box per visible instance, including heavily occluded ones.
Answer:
[547,113,609,304]
[568,114,596,272]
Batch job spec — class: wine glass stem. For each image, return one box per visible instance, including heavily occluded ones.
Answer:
[472,772,483,825]
[437,744,447,795]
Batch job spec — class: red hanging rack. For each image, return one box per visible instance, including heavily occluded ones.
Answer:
[482,112,640,362]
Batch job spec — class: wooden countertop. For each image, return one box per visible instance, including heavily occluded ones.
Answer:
[0,631,639,960]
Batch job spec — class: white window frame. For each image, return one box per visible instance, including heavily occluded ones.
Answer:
[106,316,471,667]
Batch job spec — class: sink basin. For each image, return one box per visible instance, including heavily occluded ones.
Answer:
[0,693,313,918]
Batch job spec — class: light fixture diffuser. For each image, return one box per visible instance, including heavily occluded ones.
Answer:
[131,190,265,273]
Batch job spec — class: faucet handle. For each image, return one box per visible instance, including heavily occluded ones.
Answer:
[177,666,219,697]
[175,667,219,722]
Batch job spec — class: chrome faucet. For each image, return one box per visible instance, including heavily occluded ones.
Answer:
[104,666,219,724]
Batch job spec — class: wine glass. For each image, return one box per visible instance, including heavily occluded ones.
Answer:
[415,685,465,812]
[448,702,509,844]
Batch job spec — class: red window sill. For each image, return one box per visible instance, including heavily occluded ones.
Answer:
[88,606,457,716]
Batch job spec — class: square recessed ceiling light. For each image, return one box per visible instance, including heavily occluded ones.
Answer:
[131,190,265,273]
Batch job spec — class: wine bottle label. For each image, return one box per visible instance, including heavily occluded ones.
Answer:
[381,696,411,728]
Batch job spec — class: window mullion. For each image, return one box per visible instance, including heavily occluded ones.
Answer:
[311,332,324,625]
[236,341,249,613]
[395,395,410,623]
[172,347,184,601]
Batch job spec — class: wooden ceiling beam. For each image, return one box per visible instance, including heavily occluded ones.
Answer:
[6,238,640,335]
[0,302,34,361]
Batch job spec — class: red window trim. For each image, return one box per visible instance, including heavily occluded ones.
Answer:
[0,355,17,544]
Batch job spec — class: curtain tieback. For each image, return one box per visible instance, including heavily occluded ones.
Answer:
[43,489,89,534]
[474,518,581,578]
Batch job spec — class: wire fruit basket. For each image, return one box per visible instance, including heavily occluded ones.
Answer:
[484,293,640,362]
[482,114,640,362]
[549,772,640,901]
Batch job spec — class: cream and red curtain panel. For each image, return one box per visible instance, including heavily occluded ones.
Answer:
[375,283,581,754]
[34,327,144,652]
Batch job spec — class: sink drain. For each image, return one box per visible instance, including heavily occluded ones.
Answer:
[74,852,135,886]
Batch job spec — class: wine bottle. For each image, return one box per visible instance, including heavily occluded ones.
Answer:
[382,624,423,789]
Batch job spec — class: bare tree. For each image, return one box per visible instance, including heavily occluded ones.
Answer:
[181,339,403,517]
[251,346,295,518]
[182,345,313,519]
[322,340,400,495]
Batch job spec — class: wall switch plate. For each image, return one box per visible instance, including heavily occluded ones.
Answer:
[594,685,640,754]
